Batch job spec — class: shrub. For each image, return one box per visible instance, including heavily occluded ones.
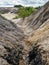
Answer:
[15,7,37,19]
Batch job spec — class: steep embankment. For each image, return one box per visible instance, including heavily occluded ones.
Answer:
[26,19,49,65]
[0,15,25,65]
[0,1,49,65]
[17,2,49,36]
[24,1,49,65]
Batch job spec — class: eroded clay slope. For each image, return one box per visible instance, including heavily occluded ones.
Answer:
[0,1,49,65]
[17,1,49,36]
[25,19,49,65]
[0,15,25,65]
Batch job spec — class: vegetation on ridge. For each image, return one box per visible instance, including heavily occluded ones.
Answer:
[14,7,37,19]
[14,5,23,8]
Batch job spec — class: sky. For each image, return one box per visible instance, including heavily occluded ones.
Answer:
[0,0,48,7]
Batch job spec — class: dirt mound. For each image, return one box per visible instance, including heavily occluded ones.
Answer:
[25,1,49,65]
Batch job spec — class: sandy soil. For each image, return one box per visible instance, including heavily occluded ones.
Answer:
[1,13,23,24]
[1,13,16,20]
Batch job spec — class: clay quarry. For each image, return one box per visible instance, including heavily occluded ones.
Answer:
[0,1,49,65]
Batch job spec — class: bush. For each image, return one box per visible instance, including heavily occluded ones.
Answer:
[15,7,37,19]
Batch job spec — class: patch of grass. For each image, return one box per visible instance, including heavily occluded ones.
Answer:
[13,16,19,19]
[0,12,5,14]
[15,7,37,19]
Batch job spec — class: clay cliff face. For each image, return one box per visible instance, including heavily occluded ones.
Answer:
[0,15,25,65]
[17,1,49,36]
[0,1,49,65]
[25,1,49,65]
[27,20,49,65]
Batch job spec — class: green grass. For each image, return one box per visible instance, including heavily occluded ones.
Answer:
[15,7,37,19]
[0,12,5,14]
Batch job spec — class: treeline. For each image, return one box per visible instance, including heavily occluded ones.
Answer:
[14,5,23,8]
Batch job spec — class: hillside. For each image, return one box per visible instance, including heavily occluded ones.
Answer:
[0,15,25,65]
[0,1,49,65]
[0,7,19,14]
[17,1,49,36]
[25,1,49,65]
